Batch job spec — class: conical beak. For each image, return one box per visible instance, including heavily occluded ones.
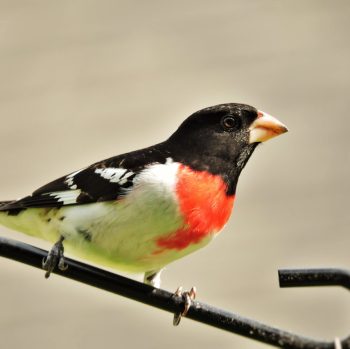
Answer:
[249,111,288,144]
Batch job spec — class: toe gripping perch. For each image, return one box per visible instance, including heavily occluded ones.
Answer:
[173,286,197,326]
[42,236,68,278]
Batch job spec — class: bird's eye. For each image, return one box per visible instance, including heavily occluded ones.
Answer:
[221,115,241,131]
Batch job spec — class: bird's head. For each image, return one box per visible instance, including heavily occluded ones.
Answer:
[167,103,288,194]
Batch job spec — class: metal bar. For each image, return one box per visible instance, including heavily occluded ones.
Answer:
[0,236,349,349]
[279,269,350,290]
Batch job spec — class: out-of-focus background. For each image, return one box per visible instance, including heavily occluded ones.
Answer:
[0,1,349,348]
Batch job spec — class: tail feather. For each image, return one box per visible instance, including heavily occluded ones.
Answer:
[0,201,25,218]
[0,201,14,209]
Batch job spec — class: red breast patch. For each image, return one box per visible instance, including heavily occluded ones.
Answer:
[156,165,235,251]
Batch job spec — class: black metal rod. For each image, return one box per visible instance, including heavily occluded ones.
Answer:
[0,237,349,349]
[279,269,350,290]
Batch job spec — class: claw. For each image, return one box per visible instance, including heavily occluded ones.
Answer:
[42,236,68,278]
[58,257,68,271]
[173,286,197,326]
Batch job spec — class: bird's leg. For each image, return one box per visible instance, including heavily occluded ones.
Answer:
[144,270,197,325]
[144,269,163,288]
[42,236,68,278]
[173,286,197,326]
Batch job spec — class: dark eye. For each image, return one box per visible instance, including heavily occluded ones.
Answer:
[221,115,241,131]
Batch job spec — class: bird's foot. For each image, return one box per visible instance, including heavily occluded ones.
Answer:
[173,286,196,326]
[42,236,68,278]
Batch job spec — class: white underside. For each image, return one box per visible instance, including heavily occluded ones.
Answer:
[0,162,214,272]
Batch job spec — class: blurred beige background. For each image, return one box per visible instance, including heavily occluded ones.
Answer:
[0,1,349,348]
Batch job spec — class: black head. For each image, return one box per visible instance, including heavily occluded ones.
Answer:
[165,103,287,195]
[169,103,257,156]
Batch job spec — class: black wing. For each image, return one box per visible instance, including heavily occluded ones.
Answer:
[0,144,169,212]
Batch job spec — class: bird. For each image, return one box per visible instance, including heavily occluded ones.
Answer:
[0,103,287,289]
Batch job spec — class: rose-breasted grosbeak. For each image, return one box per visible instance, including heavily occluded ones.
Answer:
[0,103,287,288]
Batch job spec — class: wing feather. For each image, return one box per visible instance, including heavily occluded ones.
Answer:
[0,144,169,212]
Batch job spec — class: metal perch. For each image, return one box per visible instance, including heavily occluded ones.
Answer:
[0,237,349,349]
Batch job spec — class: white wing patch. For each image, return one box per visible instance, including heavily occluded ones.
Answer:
[46,190,82,205]
[94,168,134,184]
[65,168,86,189]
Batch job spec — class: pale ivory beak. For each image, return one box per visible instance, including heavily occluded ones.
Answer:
[249,111,288,143]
